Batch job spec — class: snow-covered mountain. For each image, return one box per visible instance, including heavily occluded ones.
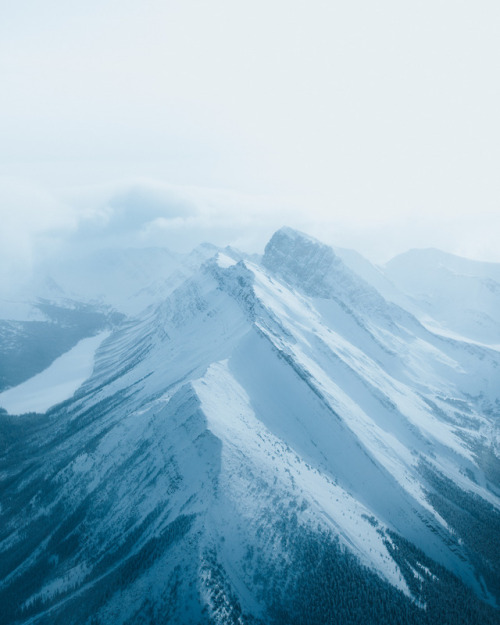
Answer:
[0,243,220,392]
[0,300,120,394]
[1,243,221,319]
[385,248,500,346]
[0,228,499,625]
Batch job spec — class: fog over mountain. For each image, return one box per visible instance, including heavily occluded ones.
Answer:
[2,1,500,281]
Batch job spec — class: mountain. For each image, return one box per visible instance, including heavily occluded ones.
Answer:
[0,244,220,392]
[0,300,121,393]
[23,244,221,316]
[333,246,421,317]
[385,248,500,346]
[0,229,499,625]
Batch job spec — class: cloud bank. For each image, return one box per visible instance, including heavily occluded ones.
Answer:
[2,173,499,299]
[1,1,498,284]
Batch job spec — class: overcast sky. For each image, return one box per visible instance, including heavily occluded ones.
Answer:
[1,0,499,284]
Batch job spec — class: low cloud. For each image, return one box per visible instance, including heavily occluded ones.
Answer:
[75,182,198,238]
[62,179,296,254]
[2,175,498,300]
[0,177,78,290]
[0,177,291,295]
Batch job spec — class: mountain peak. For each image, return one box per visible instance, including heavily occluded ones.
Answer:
[262,227,339,297]
[264,227,335,261]
[272,226,322,244]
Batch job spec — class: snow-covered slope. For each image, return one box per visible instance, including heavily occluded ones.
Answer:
[0,244,220,393]
[0,243,220,324]
[385,248,500,346]
[33,244,221,316]
[334,245,422,317]
[0,331,110,414]
[0,300,120,393]
[0,229,499,625]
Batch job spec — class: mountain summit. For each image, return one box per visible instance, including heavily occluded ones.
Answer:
[0,229,499,625]
[263,226,347,296]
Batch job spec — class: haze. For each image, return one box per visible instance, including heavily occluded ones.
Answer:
[1,0,499,288]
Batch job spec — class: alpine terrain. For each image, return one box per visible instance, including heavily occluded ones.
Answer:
[0,227,499,625]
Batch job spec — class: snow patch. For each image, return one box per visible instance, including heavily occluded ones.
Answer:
[0,331,110,414]
[216,253,237,268]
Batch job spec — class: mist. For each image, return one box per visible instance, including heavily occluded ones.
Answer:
[1,0,500,293]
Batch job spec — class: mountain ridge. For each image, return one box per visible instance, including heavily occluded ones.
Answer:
[0,227,499,624]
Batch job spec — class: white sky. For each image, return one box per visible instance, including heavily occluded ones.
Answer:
[1,0,500,277]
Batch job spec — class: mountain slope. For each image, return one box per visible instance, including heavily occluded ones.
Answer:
[0,301,120,393]
[0,244,220,393]
[0,230,499,625]
[385,248,500,345]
